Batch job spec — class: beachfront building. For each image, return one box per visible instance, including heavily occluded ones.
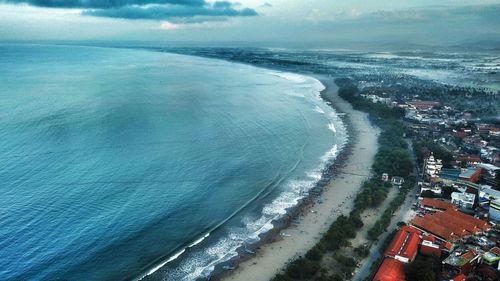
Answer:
[425,153,443,178]
[384,226,420,263]
[451,192,476,210]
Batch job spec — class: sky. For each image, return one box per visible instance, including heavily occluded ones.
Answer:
[0,0,499,47]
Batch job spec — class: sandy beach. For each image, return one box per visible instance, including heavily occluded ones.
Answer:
[221,77,380,281]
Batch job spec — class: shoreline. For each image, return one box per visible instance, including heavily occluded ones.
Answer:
[212,76,380,281]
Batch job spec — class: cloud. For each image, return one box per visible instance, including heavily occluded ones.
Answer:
[1,0,258,21]
[1,1,206,8]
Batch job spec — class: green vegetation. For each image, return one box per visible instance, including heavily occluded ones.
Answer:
[272,78,415,281]
[367,177,415,241]
[414,140,454,168]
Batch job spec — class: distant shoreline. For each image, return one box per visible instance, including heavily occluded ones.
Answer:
[215,76,380,281]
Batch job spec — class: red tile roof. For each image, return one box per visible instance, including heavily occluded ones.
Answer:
[373,259,406,281]
[453,274,466,281]
[385,227,420,262]
[411,209,490,242]
[420,198,456,211]
[444,209,490,231]
[410,216,457,241]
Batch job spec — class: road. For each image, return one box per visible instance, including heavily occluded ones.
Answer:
[352,139,420,281]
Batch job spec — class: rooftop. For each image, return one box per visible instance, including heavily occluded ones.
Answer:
[410,209,489,241]
[385,226,420,262]
[420,198,456,211]
[373,258,406,281]
[443,249,479,267]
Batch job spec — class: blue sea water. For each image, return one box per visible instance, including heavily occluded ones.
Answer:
[0,44,347,280]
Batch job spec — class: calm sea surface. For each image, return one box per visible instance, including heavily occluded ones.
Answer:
[0,44,347,280]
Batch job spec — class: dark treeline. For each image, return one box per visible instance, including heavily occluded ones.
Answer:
[272,78,414,281]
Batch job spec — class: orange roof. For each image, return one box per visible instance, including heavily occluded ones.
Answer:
[410,216,457,241]
[411,209,490,242]
[443,209,490,231]
[453,274,466,281]
[373,259,406,281]
[385,227,420,262]
[433,210,482,234]
[420,198,456,211]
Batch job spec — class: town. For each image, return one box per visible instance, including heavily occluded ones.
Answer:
[361,80,500,281]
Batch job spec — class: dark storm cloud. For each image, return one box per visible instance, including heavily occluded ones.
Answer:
[83,3,257,20]
[1,0,258,20]
[1,0,206,8]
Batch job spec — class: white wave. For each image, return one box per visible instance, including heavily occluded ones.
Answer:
[145,248,186,276]
[188,232,210,248]
[269,71,307,83]
[314,106,325,114]
[328,122,337,133]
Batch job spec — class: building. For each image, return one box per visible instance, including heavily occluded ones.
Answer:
[420,198,456,212]
[459,167,482,183]
[385,226,420,263]
[489,198,500,222]
[477,163,500,188]
[391,176,405,188]
[425,154,443,178]
[420,234,442,258]
[407,101,441,111]
[478,185,500,206]
[372,258,406,281]
[443,249,481,275]
[451,192,476,210]
[419,182,442,196]
[439,168,461,182]
[482,247,500,267]
[410,209,490,242]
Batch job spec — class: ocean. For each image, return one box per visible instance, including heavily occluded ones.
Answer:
[0,44,347,280]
